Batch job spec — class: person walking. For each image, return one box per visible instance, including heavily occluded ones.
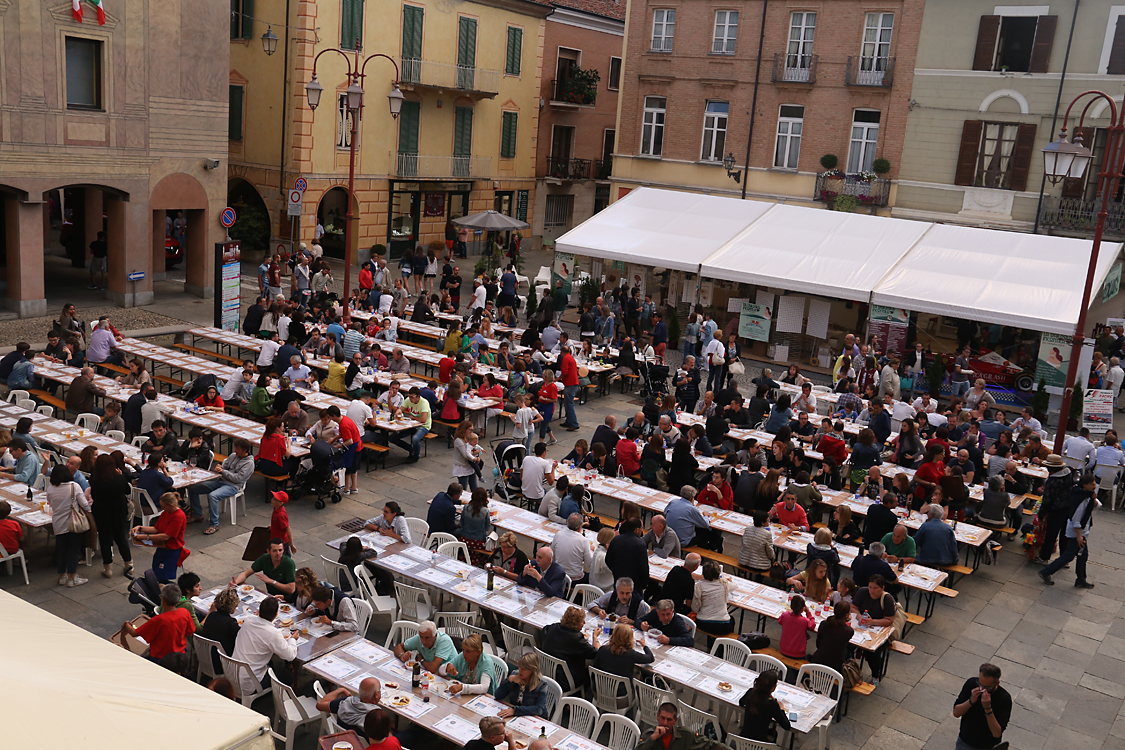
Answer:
[1038,472,1096,589]
[558,345,580,432]
[952,663,1011,750]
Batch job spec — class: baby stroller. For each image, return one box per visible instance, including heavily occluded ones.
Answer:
[490,438,526,503]
[288,438,345,510]
[127,569,163,616]
[644,363,670,399]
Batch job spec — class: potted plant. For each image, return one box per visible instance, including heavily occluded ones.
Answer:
[833,194,858,213]
[372,244,387,257]
[578,276,599,308]
[820,154,838,172]
[526,284,538,321]
[667,308,681,351]
[872,158,891,176]
[1030,378,1049,421]
[1067,378,1083,431]
[926,352,947,398]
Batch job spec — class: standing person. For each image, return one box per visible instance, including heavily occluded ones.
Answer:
[952,664,1012,750]
[1111,356,1125,412]
[903,342,926,401]
[702,330,726,394]
[89,454,133,579]
[535,369,558,446]
[558,345,580,432]
[1034,455,1072,563]
[88,231,109,290]
[49,464,92,587]
[724,332,740,387]
[131,492,188,583]
[1038,473,1096,588]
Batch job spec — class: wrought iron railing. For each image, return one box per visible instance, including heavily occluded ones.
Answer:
[551,78,597,106]
[1039,196,1125,234]
[814,173,891,207]
[546,157,592,180]
[845,56,895,87]
[399,58,500,95]
[393,152,492,179]
[771,53,818,84]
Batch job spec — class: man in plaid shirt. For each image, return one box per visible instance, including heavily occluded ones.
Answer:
[836,383,864,416]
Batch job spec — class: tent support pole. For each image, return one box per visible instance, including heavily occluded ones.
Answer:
[741,0,767,200]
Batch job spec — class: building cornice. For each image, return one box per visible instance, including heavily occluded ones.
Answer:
[470,0,553,20]
[547,7,625,35]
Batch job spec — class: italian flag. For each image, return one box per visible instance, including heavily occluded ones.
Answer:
[72,0,106,25]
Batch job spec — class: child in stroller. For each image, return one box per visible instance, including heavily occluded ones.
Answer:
[289,438,345,509]
[489,438,526,501]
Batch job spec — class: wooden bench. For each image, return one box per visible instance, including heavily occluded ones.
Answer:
[683,545,772,582]
[890,641,915,655]
[753,646,807,674]
[431,418,460,448]
[153,374,185,392]
[253,470,289,503]
[935,585,958,599]
[95,362,130,376]
[494,410,513,437]
[28,389,67,415]
[362,442,389,472]
[939,563,974,586]
[175,343,244,367]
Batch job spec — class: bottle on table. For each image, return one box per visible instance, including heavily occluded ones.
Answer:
[412,661,421,688]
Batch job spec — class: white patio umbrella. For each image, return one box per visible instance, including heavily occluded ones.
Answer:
[452,210,530,231]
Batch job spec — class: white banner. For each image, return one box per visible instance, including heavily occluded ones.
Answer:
[1083,388,1114,432]
[776,295,806,334]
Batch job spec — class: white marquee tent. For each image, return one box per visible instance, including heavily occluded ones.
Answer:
[0,588,273,750]
[556,187,1122,335]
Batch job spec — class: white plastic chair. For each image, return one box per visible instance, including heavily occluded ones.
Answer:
[540,674,563,720]
[593,714,641,750]
[352,598,374,637]
[132,486,160,526]
[426,531,458,551]
[385,620,421,649]
[405,516,429,548]
[795,664,842,750]
[36,405,53,417]
[393,581,434,621]
[570,583,604,608]
[75,413,101,431]
[632,678,676,731]
[193,633,225,683]
[313,680,344,736]
[554,696,599,737]
[0,541,29,585]
[16,399,35,412]
[710,638,752,668]
[746,653,789,682]
[105,429,126,442]
[562,573,574,600]
[677,613,696,641]
[436,540,471,563]
[268,667,322,750]
[1097,464,1120,510]
[219,653,272,706]
[322,555,358,593]
[437,611,478,639]
[677,700,720,738]
[226,489,246,525]
[501,623,536,667]
[589,666,632,714]
[353,564,398,621]
[729,735,780,750]
[536,646,581,697]
[464,622,506,660]
[7,389,29,403]
[132,435,149,448]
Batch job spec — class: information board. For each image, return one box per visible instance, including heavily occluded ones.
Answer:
[214,241,241,332]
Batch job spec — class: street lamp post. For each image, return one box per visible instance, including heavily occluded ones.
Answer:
[1041,90,1123,454]
[305,45,404,326]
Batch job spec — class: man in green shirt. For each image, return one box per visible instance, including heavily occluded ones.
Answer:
[393,619,458,672]
[393,386,432,464]
[881,524,916,565]
[230,539,297,597]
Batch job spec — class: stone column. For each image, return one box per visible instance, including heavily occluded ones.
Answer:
[84,188,103,263]
[152,209,166,281]
[4,198,47,318]
[106,197,153,308]
[184,208,213,298]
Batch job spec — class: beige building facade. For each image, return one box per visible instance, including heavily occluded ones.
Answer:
[895,1,1125,235]
[0,0,231,316]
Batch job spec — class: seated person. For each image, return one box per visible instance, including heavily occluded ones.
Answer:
[393,619,457,673]
[315,678,382,735]
[143,421,182,460]
[307,584,362,632]
[637,599,694,646]
[913,505,959,567]
[441,634,510,696]
[850,541,899,592]
[230,538,297,597]
[230,597,298,692]
[0,500,24,556]
[487,532,530,581]
[516,546,567,598]
[363,709,400,750]
[540,606,598,693]
[880,524,916,565]
[592,624,655,690]
[464,716,518,750]
[494,653,550,718]
[122,583,195,662]
[588,577,651,626]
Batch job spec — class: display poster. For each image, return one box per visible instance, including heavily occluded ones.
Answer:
[869,305,909,357]
[215,241,241,331]
[1083,388,1114,432]
[738,302,772,342]
[1104,262,1122,303]
[1036,332,1073,389]
[553,251,575,296]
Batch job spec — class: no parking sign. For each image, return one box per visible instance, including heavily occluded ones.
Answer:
[220,207,236,228]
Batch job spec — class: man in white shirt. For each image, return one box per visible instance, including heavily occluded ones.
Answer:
[257,331,281,369]
[231,596,298,694]
[702,330,725,393]
[1009,407,1043,435]
[912,393,938,413]
[891,398,916,421]
[550,513,593,584]
[470,279,487,311]
[792,382,817,414]
[347,393,378,443]
[277,313,291,343]
[377,380,405,415]
[221,367,256,406]
[1109,356,1125,411]
[1094,436,1125,481]
[521,442,555,501]
[377,288,394,315]
[283,355,311,386]
[1062,427,1097,469]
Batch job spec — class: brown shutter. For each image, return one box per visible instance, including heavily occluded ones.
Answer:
[972,16,1000,71]
[1029,15,1058,73]
[1061,126,1094,197]
[1008,123,1038,191]
[954,120,984,186]
[1108,17,1125,74]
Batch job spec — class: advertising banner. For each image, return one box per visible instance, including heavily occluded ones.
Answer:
[1083,388,1114,432]
[214,242,241,332]
[1036,332,1073,389]
[738,302,771,342]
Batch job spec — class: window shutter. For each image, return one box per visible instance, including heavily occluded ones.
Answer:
[972,15,1000,71]
[228,85,244,141]
[501,112,517,158]
[397,101,419,154]
[506,27,523,76]
[341,0,363,50]
[954,120,983,186]
[402,6,423,60]
[1029,15,1057,73]
[231,0,240,39]
[1109,17,1125,74]
[458,17,477,69]
[240,0,254,39]
[454,106,473,157]
[1008,123,1038,192]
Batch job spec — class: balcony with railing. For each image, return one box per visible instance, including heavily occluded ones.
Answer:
[845,56,895,88]
[392,152,492,180]
[771,53,818,84]
[814,172,891,208]
[550,74,599,107]
[1039,195,1125,236]
[399,58,500,97]
[594,157,612,180]
[544,157,613,181]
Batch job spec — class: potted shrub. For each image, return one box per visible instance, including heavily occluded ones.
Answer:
[872,157,891,176]
[820,154,838,172]
[1067,378,1083,431]
[667,308,681,351]
[833,195,858,213]
[926,352,947,398]
[1030,378,1049,421]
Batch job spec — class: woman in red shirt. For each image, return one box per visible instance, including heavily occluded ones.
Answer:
[615,427,641,476]
[255,416,294,478]
[536,369,559,445]
[131,491,187,583]
[195,385,225,411]
[699,467,733,510]
[912,443,946,509]
[475,372,505,423]
[440,379,466,422]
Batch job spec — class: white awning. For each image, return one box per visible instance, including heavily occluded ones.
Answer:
[0,588,272,750]
[699,204,933,302]
[871,223,1123,335]
[554,187,775,272]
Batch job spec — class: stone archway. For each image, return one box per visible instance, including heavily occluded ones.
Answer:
[152,173,209,295]
[227,178,272,261]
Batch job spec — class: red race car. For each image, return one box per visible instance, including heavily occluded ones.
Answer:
[946,349,1035,392]
[165,237,183,269]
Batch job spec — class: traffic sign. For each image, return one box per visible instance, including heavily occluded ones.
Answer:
[127,271,145,281]
[220,207,237,228]
[294,177,308,193]
[287,189,303,217]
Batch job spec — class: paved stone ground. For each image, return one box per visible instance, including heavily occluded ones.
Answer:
[3,255,1125,750]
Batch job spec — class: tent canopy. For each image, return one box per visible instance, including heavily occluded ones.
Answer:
[453,210,529,231]
[554,187,774,272]
[700,204,932,302]
[0,588,272,750]
[871,223,1122,336]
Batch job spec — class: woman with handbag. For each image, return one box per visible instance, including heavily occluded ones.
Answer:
[48,464,92,587]
[725,333,743,386]
[90,453,133,579]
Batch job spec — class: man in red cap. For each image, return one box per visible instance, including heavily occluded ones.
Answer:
[269,491,296,556]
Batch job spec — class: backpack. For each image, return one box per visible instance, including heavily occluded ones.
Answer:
[890,599,909,642]
[840,658,863,689]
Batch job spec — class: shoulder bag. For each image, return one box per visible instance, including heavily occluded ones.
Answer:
[68,484,90,534]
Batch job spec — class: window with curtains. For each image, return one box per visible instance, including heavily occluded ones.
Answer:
[954,120,1037,191]
[641,96,666,156]
[506,27,523,76]
[860,13,893,73]
[651,10,675,52]
[340,0,364,50]
[700,101,728,161]
[712,11,738,54]
[501,112,518,158]
[847,109,880,173]
[774,105,803,169]
[976,122,1020,189]
[787,12,815,70]
[230,0,254,39]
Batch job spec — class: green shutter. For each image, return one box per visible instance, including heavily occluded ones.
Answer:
[506,27,522,75]
[341,0,363,50]
[457,17,477,68]
[402,6,423,59]
[231,0,239,39]
[454,106,473,157]
[398,101,420,154]
[240,0,254,39]
[501,112,517,158]
[228,85,244,141]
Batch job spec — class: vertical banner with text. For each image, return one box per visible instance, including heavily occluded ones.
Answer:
[869,305,909,358]
[214,241,241,331]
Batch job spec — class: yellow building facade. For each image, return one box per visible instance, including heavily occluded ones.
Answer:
[230,0,548,263]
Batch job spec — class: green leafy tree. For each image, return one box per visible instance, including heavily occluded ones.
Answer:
[578,276,599,308]
[667,308,681,350]
[227,197,270,257]
[1029,378,1049,417]
[1070,379,1085,422]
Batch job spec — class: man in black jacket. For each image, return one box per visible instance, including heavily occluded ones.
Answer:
[733,459,764,515]
[862,491,900,551]
[242,297,267,336]
[658,552,699,615]
[605,519,649,591]
[123,388,148,435]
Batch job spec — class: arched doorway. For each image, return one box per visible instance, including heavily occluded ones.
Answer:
[38,184,128,305]
[227,178,272,260]
[151,173,209,295]
[316,187,351,259]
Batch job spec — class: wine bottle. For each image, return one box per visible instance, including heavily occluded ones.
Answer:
[412,661,421,688]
